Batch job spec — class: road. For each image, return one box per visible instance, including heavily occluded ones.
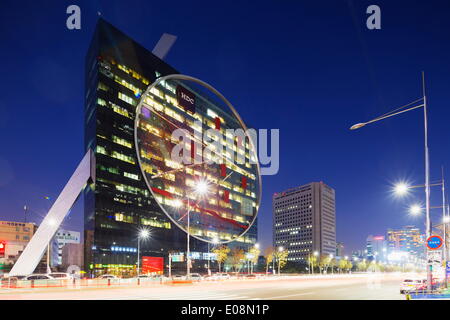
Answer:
[0,273,408,300]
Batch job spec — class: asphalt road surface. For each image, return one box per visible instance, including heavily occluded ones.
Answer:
[0,273,408,300]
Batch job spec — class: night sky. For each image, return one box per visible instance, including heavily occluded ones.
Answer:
[1,0,450,253]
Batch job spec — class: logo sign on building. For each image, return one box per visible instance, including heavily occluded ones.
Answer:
[176,85,195,114]
[0,241,5,257]
[426,235,443,250]
[141,256,164,275]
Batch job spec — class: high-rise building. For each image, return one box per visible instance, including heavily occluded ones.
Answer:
[336,242,345,258]
[84,19,257,276]
[366,235,387,262]
[273,182,336,262]
[386,226,424,259]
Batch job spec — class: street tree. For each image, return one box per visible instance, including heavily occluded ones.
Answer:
[211,245,230,273]
[229,247,245,273]
[264,247,275,274]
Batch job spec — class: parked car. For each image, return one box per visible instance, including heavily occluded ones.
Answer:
[172,275,186,281]
[49,273,73,280]
[97,274,119,279]
[400,278,426,294]
[245,274,257,279]
[25,274,55,281]
[211,273,230,280]
[189,273,203,281]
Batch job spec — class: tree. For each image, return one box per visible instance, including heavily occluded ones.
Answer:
[338,259,347,274]
[345,261,353,273]
[211,245,230,273]
[357,260,367,272]
[307,254,318,274]
[274,249,289,274]
[319,255,331,274]
[248,246,260,273]
[329,258,337,274]
[229,247,245,273]
[264,247,275,274]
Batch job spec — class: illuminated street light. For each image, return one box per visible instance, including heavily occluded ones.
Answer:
[313,251,319,256]
[195,180,209,195]
[409,204,422,216]
[443,216,450,223]
[186,180,210,278]
[137,228,150,276]
[344,256,348,260]
[394,183,409,196]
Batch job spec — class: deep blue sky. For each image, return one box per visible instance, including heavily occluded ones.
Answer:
[1,0,450,254]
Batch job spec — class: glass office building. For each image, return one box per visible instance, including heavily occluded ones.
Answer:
[84,19,257,276]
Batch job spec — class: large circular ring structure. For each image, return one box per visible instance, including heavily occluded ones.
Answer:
[134,74,261,244]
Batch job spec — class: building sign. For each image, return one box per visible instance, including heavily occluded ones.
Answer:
[0,241,5,258]
[426,235,443,250]
[176,85,195,113]
[142,256,164,274]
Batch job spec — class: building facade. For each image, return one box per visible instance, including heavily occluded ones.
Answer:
[336,242,344,258]
[386,226,424,260]
[62,243,84,270]
[55,230,81,265]
[273,182,336,262]
[366,235,387,262]
[0,221,37,273]
[84,19,257,276]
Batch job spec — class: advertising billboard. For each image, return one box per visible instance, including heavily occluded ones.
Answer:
[142,256,164,274]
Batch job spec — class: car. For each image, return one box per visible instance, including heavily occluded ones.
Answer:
[172,275,186,280]
[244,274,257,279]
[25,274,55,281]
[211,273,230,280]
[49,272,73,280]
[97,274,119,279]
[137,274,152,278]
[400,278,426,294]
[189,273,203,281]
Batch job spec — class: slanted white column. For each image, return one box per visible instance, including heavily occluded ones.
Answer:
[9,150,95,276]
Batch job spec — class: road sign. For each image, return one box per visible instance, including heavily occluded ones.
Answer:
[428,250,442,265]
[427,235,443,250]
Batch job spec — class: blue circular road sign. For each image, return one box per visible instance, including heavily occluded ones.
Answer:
[426,235,443,250]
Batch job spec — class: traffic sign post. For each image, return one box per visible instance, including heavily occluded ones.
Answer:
[427,235,444,250]
[426,235,444,292]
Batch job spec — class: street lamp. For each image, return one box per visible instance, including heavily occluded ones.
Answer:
[208,237,219,276]
[251,243,260,274]
[409,204,422,216]
[350,73,433,291]
[309,251,319,275]
[186,180,209,278]
[137,228,150,276]
[277,247,284,275]
[46,218,56,274]
[394,183,409,196]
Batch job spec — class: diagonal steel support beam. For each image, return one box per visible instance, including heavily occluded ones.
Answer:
[9,150,95,276]
[152,33,177,60]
